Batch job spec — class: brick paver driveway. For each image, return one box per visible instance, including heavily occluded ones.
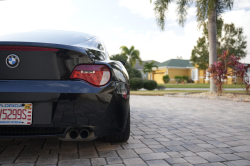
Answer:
[0,96,250,166]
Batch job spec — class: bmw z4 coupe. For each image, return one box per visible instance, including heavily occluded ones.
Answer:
[0,30,130,142]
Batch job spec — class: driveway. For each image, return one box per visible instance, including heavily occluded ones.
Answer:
[0,96,250,166]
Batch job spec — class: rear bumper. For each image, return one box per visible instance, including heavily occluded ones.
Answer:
[0,80,130,137]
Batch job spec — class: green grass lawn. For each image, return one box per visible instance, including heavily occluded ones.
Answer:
[159,83,244,88]
[130,90,246,96]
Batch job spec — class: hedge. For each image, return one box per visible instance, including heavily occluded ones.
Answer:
[174,76,183,83]
[130,78,143,90]
[143,80,157,90]
[163,75,170,84]
[183,76,189,82]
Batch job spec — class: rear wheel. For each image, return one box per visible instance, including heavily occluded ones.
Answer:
[103,112,130,143]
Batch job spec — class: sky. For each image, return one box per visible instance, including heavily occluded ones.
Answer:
[0,0,250,63]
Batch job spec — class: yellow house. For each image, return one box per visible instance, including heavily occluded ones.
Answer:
[150,59,250,84]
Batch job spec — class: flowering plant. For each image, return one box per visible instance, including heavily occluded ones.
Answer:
[228,55,250,95]
[208,50,250,95]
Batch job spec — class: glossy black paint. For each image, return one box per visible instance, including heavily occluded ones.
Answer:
[0,30,130,137]
[0,30,94,48]
[0,30,109,61]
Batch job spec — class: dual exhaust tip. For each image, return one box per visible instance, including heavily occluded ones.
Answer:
[69,129,89,139]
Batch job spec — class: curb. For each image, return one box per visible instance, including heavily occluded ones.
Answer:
[164,94,250,102]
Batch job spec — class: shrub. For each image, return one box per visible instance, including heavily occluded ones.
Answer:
[183,76,189,82]
[157,85,166,90]
[174,76,183,83]
[143,80,157,90]
[130,78,143,90]
[208,50,250,95]
[163,75,170,84]
[187,78,194,83]
[128,68,142,79]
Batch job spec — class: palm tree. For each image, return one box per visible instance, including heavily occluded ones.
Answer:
[150,0,234,92]
[143,61,158,80]
[120,46,142,68]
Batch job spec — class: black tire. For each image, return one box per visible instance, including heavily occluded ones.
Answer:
[103,112,130,143]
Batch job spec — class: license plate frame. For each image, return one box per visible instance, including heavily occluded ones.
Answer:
[0,103,32,125]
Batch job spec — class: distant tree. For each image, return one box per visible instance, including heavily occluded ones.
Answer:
[191,17,223,70]
[221,23,247,58]
[191,18,247,70]
[150,0,234,92]
[191,36,210,70]
[143,61,158,80]
[129,68,142,78]
[110,54,130,71]
[110,54,128,62]
[120,45,142,68]
[110,54,142,78]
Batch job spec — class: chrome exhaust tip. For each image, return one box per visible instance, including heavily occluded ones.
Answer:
[80,129,89,139]
[58,127,96,141]
[69,129,79,139]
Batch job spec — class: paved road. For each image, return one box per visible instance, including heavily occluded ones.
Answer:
[0,96,250,166]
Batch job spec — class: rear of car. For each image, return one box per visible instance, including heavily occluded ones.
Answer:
[0,30,130,142]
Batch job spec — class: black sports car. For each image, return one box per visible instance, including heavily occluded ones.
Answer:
[0,30,130,142]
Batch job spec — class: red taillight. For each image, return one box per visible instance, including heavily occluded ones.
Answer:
[122,90,127,99]
[70,65,111,86]
[0,46,58,51]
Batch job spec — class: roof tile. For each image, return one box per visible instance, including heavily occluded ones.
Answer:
[157,59,193,68]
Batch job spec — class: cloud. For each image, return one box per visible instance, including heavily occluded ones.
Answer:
[119,0,155,19]
[222,9,250,63]
[109,27,126,34]
[0,0,78,36]
[119,0,195,22]
[241,55,250,64]
[106,21,203,62]
[233,0,250,9]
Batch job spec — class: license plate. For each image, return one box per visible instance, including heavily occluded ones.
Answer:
[0,103,32,125]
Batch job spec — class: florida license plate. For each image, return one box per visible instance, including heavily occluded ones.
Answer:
[0,103,32,125]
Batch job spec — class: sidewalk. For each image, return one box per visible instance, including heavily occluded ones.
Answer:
[163,88,244,91]
[140,88,244,91]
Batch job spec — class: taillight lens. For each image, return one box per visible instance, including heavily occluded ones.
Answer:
[0,46,58,51]
[70,65,111,86]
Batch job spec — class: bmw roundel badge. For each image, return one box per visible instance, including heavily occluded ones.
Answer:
[6,54,20,68]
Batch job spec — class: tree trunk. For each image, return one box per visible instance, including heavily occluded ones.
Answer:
[150,72,152,80]
[208,7,217,92]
